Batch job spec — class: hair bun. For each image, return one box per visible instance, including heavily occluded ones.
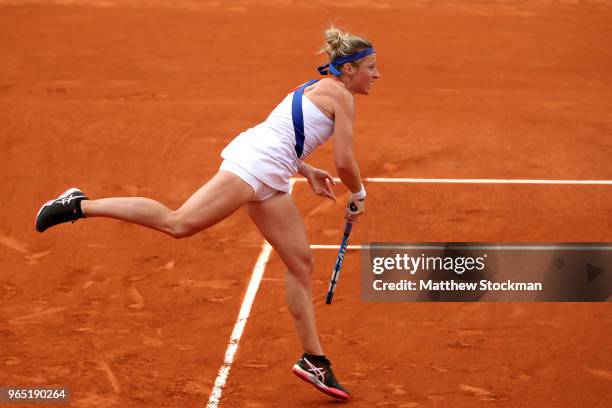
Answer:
[324,27,349,50]
[319,26,373,67]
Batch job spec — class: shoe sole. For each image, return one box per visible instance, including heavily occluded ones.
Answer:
[35,187,84,232]
[292,364,350,400]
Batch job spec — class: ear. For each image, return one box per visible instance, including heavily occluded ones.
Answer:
[342,63,356,76]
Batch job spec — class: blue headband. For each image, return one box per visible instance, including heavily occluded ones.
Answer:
[317,48,376,76]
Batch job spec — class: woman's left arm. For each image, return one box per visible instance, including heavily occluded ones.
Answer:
[298,162,337,202]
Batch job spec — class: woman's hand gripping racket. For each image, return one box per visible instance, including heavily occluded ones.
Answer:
[325,201,360,304]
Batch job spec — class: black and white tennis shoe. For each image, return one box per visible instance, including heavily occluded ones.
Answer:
[292,353,350,400]
[35,187,88,232]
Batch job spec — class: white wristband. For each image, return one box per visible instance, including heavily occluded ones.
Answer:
[351,185,366,200]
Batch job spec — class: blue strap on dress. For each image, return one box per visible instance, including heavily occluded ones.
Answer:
[291,79,320,158]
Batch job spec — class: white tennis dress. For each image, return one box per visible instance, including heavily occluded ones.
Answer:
[221,89,334,198]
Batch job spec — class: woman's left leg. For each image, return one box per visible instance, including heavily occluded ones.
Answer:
[246,191,351,399]
[245,192,323,355]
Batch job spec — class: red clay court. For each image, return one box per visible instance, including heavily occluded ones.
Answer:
[1,1,611,407]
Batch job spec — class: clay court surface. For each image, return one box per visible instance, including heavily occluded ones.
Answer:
[1,0,612,406]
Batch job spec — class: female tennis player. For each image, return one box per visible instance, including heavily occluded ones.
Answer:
[35,26,379,400]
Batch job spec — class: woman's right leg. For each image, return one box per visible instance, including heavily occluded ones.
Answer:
[80,170,254,238]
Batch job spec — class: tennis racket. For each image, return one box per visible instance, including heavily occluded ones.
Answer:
[325,204,356,304]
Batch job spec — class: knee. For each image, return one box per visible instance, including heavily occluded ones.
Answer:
[166,211,197,239]
[288,250,315,278]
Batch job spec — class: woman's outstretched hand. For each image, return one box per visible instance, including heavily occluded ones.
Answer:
[301,164,337,202]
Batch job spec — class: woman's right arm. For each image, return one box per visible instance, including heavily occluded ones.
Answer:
[332,89,366,220]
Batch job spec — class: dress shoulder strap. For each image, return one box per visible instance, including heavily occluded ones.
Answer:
[291,79,320,158]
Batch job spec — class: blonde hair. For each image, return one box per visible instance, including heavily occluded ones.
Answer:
[319,26,373,66]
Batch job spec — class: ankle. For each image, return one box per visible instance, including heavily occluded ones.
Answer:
[78,199,89,218]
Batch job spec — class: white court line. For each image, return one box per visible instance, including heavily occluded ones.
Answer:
[205,181,294,408]
[311,244,362,250]
[206,241,272,408]
[291,177,612,185]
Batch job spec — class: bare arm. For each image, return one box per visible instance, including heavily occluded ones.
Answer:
[302,79,366,220]
[332,91,362,194]
[330,87,366,221]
